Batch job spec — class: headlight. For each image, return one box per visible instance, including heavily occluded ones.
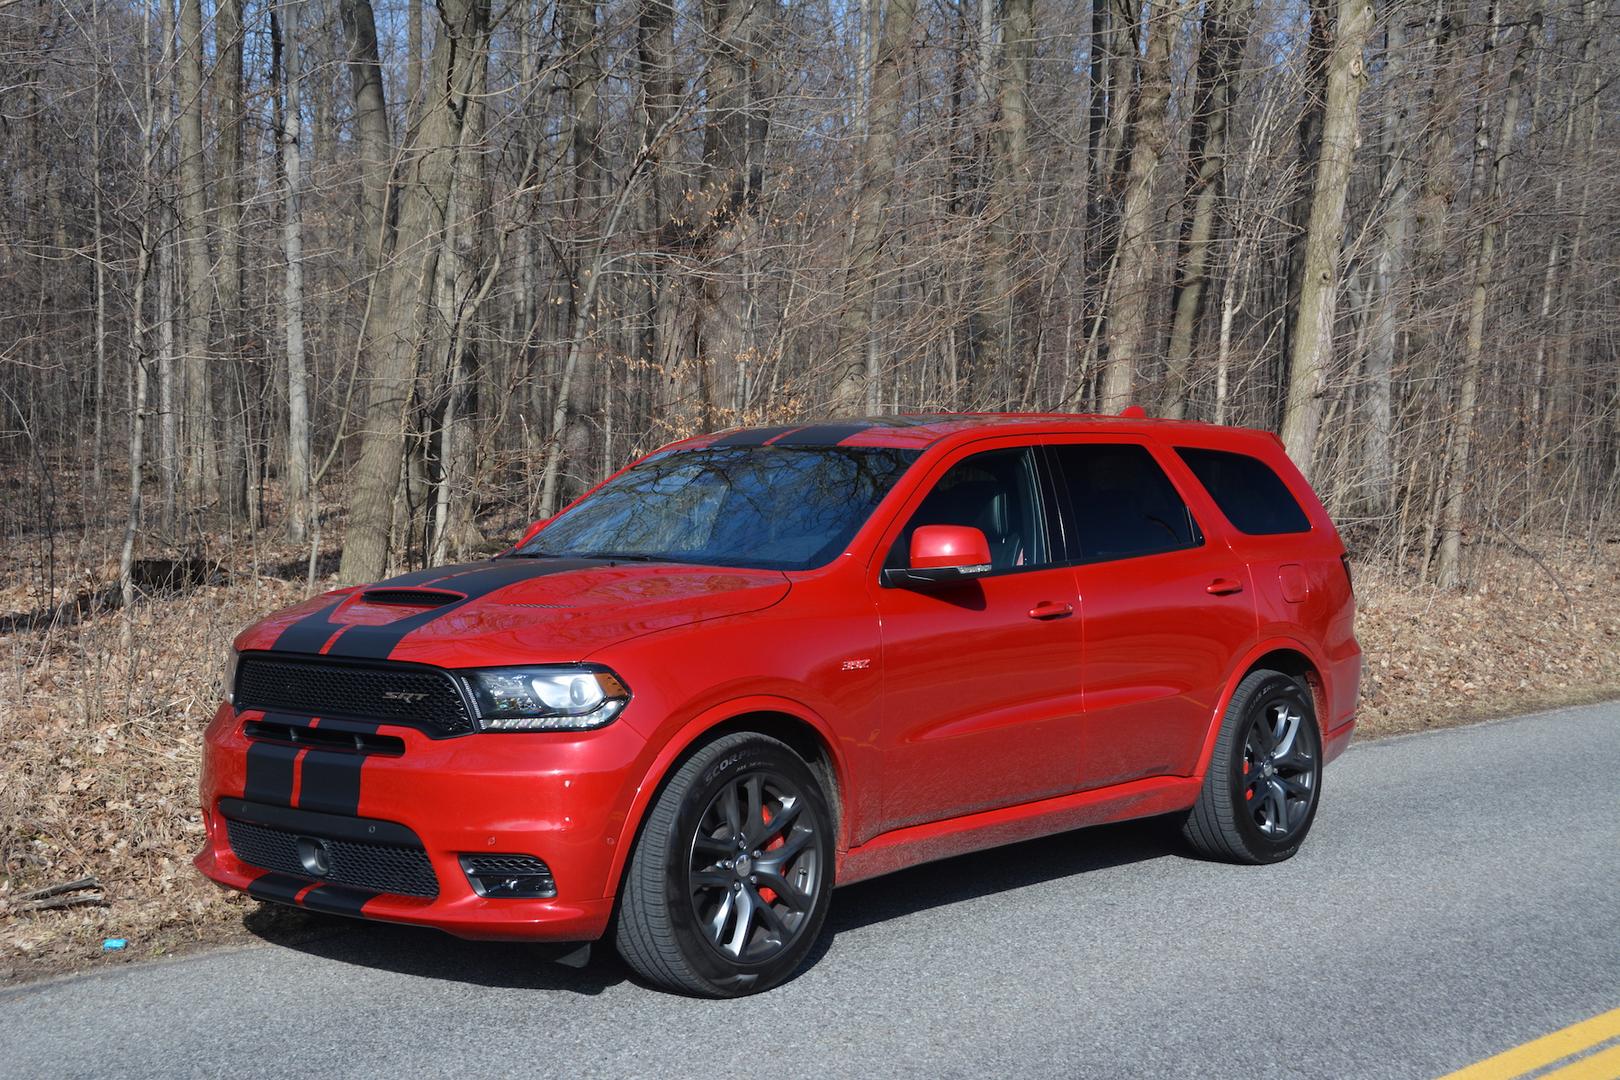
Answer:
[222,646,240,706]
[458,667,630,731]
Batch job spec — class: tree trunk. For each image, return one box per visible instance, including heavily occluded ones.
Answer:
[1097,0,1178,413]
[1163,0,1249,419]
[339,0,490,583]
[176,0,215,512]
[1434,2,1540,588]
[215,0,250,522]
[1360,11,1421,516]
[340,0,392,277]
[830,0,919,415]
[1278,0,1373,474]
[279,0,312,544]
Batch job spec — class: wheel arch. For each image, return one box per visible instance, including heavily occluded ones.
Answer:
[602,696,850,906]
[1192,639,1329,779]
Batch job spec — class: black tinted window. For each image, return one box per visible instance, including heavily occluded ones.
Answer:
[888,447,1050,571]
[1050,444,1200,561]
[524,446,918,570]
[1176,447,1311,535]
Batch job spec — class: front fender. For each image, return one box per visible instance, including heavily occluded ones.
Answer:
[599,693,856,904]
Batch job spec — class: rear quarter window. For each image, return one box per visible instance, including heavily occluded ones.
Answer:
[1175,447,1312,536]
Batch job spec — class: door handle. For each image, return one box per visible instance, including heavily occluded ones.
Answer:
[1028,601,1075,620]
[1206,577,1244,596]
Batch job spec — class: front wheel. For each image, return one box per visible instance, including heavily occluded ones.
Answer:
[614,733,834,996]
[1182,669,1323,864]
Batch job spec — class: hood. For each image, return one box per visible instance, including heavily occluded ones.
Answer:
[236,558,792,665]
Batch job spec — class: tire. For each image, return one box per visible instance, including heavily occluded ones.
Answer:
[1182,668,1323,865]
[614,733,835,996]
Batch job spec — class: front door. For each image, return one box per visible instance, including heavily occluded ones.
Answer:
[871,443,1085,834]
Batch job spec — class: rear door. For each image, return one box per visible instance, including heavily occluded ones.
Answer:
[1170,441,1359,729]
[1044,438,1259,789]
[871,440,1086,833]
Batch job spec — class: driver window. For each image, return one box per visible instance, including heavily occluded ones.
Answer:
[887,447,1048,572]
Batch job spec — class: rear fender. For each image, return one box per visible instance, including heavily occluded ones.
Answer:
[1191,636,1335,779]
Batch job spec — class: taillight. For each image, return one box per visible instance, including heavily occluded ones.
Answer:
[1340,553,1355,595]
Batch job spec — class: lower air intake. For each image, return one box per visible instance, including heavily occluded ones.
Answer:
[225,815,440,898]
[460,854,557,899]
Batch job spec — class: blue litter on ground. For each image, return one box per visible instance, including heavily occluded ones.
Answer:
[101,938,127,951]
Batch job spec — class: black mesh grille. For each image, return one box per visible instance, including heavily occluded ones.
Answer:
[235,655,474,734]
[225,816,440,898]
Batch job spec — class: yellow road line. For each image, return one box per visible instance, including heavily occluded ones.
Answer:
[1540,1042,1620,1080]
[1439,1006,1620,1079]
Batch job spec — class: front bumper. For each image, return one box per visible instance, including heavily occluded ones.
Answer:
[194,702,647,941]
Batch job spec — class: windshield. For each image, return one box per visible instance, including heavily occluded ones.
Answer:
[519,445,920,571]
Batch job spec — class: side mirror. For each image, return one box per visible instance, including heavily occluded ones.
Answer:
[882,525,993,588]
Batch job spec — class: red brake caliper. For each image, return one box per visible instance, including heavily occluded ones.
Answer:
[758,806,784,904]
[1243,759,1253,800]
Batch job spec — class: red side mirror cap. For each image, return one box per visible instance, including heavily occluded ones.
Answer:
[910,525,992,571]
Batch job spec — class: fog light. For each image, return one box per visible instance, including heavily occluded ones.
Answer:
[460,854,556,899]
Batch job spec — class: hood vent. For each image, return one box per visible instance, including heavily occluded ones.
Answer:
[360,588,464,608]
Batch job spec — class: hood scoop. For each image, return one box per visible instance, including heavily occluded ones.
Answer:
[360,588,465,608]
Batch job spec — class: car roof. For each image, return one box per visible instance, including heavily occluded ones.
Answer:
[673,413,1280,452]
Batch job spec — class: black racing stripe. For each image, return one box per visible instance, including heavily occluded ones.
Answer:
[768,421,879,446]
[708,425,803,447]
[271,597,346,654]
[270,563,495,654]
[300,884,379,918]
[296,729,378,817]
[243,741,300,806]
[322,559,599,661]
[246,872,308,906]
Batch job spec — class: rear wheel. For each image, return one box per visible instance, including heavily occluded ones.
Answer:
[614,733,834,996]
[1182,668,1322,864]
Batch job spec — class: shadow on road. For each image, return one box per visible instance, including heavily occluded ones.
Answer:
[243,813,1187,995]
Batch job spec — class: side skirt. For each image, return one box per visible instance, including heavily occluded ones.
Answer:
[835,775,1201,887]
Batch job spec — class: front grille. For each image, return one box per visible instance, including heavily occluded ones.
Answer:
[235,655,474,735]
[225,815,440,898]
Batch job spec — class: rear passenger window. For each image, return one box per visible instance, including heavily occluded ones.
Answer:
[1176,448,1311,535]
[1049,444,1201,561]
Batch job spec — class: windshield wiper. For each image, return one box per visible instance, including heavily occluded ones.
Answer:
[507,549,571,558]
[573,551,667,562]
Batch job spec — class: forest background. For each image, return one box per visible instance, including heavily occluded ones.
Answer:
[1,0,1617,978]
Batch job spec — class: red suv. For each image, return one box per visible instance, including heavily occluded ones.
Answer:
[197,414,1359,995]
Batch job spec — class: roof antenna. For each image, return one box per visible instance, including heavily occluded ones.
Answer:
[1118,405,1148,419]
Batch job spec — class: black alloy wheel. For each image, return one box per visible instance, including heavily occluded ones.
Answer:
[1183,668,1324,864]
[687,769,821,965]
[616,733,834,996]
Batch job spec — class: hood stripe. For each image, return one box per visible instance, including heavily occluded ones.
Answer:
[268,558,599,661]
[323,559,599,660]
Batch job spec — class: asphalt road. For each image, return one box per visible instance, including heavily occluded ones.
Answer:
[4,703,1618,1079]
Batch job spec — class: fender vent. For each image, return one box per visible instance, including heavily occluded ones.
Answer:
[360,588,463,608]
